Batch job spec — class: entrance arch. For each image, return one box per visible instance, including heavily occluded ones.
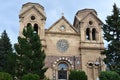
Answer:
[52,57,74,80]
[58,62,68,80]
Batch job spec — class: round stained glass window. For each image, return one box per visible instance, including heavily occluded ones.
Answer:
[57,39,69,53]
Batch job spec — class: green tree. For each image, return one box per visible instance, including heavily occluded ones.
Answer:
[69,70,87,80]
[14,25,47,79]
[0,72,13,80]
[0,30,16,78]
[1,30,13,54]
[6,52,16,78]
[102,4,120,75]
[0,38,5,71]
[99,71,120,80]
[22,73,40,80]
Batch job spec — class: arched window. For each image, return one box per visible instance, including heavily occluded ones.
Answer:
[27,23,32,27]
[34,24,38,33]
[58,62,68,70]
[92,28,96,40]
[86,28,90,40]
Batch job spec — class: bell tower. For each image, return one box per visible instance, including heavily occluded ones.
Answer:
[73,9,105,80]
[19,2,46,40]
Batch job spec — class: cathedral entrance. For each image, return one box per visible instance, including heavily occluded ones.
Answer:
[58,62,68,80]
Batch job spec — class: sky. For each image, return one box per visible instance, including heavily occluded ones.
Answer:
[0,0,120,47]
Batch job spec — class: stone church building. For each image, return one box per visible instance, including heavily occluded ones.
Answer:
[19,2,105,80]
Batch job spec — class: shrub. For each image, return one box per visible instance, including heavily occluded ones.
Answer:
[22,73,40,80]
[99,71,120,80]
[0,72,13,80]
[69,70,87,80]
[44,77,50,80]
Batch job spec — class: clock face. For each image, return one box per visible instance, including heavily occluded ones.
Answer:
[57,39,69,53]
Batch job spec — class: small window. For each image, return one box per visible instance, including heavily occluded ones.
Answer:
[88,63,93,66]
[89,21,93,25]
[60,26,65,30]
[87,61,94,67]
[95,61,99,66]
[86,28,90,40]
[31,16,35,20]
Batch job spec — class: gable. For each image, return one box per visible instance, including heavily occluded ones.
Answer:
[80,12,103,25]
[47,16,77,34]
[21,7,44,21]
[19,6,46,20]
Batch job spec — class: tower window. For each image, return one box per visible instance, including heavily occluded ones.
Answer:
[86,28,90,40]
[92,28,96,40]
[34,24,38,33]
[31,16,35,20]
[89,21,93,25]
[27,23,32,27]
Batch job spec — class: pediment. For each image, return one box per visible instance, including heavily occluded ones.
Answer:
[47,16,77,34]
[19,6,46,20]
[80,12,103,25]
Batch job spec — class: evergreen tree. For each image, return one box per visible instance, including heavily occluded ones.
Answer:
[0,30,12,71]
[102,4,120,75]
[14,25,47,79]
[0,38,5,71]
[0,30,16,77]
[1,30,13,54]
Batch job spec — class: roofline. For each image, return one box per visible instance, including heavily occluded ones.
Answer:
[19,6,46,20]
[47,16,78,33]
[76,8,97,15]
[22,2,44,10]
[80,12,103,25]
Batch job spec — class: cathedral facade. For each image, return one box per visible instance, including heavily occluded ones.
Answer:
[19,2,105,80]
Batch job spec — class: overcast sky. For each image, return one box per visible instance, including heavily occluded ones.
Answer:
[0,0,120,47]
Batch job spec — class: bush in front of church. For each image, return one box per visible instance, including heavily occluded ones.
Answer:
[99,71,120,80]
[69,70,87,80]
[22,73,40,80]
[0,72,13,80]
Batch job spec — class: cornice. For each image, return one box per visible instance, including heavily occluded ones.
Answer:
[45,31,80,36]
[79,46,105,50]
[80,41,104,44]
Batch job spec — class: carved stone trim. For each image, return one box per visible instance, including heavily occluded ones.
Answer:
[79,46,105,50]
[45,31,79,36]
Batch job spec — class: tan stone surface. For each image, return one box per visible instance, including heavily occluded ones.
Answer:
[19,2,105,80]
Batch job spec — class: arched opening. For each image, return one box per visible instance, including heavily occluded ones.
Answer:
[58,62,68,80]
[92,28,96,40]
[86,28,90,40]
[34,24,38,33]
[58,62,68,70]
[27,23,32,27]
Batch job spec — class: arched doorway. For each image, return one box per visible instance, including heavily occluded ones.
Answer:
[58,62,68,80]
